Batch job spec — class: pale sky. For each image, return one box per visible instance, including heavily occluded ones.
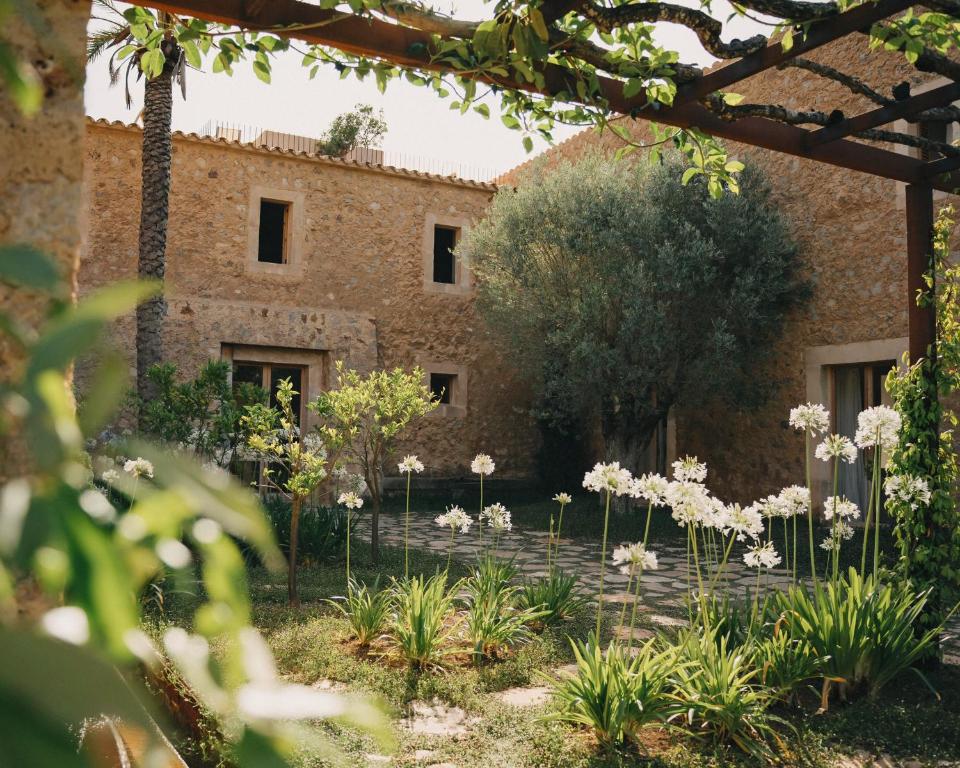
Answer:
[83,1,767,179]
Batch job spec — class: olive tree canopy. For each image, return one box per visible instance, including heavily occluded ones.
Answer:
[464,154,807,474]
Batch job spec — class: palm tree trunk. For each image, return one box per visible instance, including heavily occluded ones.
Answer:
[136,59,173,411]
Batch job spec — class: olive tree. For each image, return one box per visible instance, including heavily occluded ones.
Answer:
[311,362,437,563]
[464,154,807,475]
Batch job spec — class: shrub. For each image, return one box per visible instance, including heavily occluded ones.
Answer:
[770,569,941,703]
[517,569,588,626]
[549,639,676,747]
[462,578,542,662]
[668,628,786,759]
[752,621,821,703]
[331,578,392,647]
[389,573,461,669]
[465,553,519,600]
[262,495,348,564]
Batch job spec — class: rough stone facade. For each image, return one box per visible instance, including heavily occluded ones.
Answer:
[501,35,959,506]
[79,120,539,479]
[0,0,90,477]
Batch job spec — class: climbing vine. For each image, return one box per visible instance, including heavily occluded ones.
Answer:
[886,204,960,642]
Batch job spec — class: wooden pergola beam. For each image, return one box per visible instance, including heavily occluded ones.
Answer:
[806,81,960,147]
[671,0,916,106]
[147,0,950,190]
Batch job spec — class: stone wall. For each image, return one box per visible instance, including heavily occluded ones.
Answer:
[1,0,90,477]
[79,121,539,479]
[501,35,959,505]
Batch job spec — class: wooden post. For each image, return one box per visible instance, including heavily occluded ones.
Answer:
[906,184,935,363]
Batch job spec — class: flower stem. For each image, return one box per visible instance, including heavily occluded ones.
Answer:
[446,527,454,575]
[861,449,878,576]
[873,445,882,579]
[642,502,653,547]
[478,474,484,549]
[628,566,644,651]
[555,502,566,563]
[618,564,634,633]
[595,489,612,639]
[346,508,351,585]
[404,470,411,579]
[805,431,818,586]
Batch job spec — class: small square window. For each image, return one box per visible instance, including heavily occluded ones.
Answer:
[432,225,459,284]
[257,199,289,264]
[430,372,455,405]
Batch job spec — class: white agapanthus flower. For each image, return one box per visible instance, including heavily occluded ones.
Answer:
[854,405,901,452]
[815,434,859,464]
[789,403,830,435]
[582,462,633,496]
[664,480,713,526]
[884,473,931,510]
[338,492,364,510]
[100,468,120,484]
[79,488,116,524]
[480,502,512,532]
[553,492,572,505]
[720,502,765,541]
[471,453,496,476]
[743,541,782,569]
[435,505,473,533]
[822,495,861,521]
[611,542,659,573]
[398,455,425,474]
[41,606,90,645]
[156,538,193,569]
[630,473,669,505]
[123,457,154,479]
[775,485,810,518]
[193,518,223,544]
[821,520,856,550]
[671,456,707,483]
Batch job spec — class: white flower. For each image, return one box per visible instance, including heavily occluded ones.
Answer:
[611,542,658,573]
[471,453,495,476]
[885,473,931,510]
[192,518,223,544]
[720,502,765,540]
[582,462,633,496]
[664,480,713,527]
[743,541,781,569]
[820,520,855,550]
[338,492,364,510]
[775,485,810,518]
[671,456,707,483]
[398,455,425,474]
[854,405,901,453]
[815,434,859,464]
[552,492,572,505]
[480,502,512,532]
[123,457,154,479]
[332,465,349,479]
[156,538,192,569]
[789,403,830,435]
[100,468,120,484]
[79,489,116,523]
[630,473,669,505]
[41,606,90,645]
[823,496,860,521]
[435,505,473,533]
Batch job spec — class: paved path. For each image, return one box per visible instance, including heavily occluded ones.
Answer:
[360,509,960,656]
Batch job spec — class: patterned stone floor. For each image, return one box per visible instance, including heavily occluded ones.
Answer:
[361,509,960,655]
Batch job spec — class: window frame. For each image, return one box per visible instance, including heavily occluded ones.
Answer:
[421,361,468,416]
[422,213,472,295]
[246,185,305,276]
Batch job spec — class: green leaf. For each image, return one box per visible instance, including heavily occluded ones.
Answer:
[781,27,794,52]
[681,167,700,185]
[529,9,550,42]
[623,78,644,99]
[473,103,490,119]
[77,353,130,438]
[522,135,534,153]
[252,59,271,84]
[181,39,201,69]
[722,92,744,106]
[139,47,165,79]
[0,244,60,291]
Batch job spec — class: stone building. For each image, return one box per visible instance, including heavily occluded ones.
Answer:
[499,35,960,510]
[77,34,960,507]
[79,119,539,481]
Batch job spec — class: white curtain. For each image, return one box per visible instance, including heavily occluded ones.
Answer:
[835,367,869,508]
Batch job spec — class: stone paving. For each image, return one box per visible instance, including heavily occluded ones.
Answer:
[361,510,796,617]
[361,509,960,654]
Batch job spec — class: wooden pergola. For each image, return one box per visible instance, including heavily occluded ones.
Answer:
[146,0,958,363]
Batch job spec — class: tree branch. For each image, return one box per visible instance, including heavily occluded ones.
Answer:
[582,1,768,58]
[780,57,892,106]
[704,93,960,156]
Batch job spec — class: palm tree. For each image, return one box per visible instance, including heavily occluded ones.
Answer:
[88,1,186,412]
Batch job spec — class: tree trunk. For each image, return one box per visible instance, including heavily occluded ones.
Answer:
[136,57,174,413]
[369,465,382,565]
[288,495,301,607]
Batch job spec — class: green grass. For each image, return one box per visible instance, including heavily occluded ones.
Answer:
[152,536,957,768]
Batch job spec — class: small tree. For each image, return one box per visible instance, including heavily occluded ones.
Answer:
[463,153,806,474]
[243,379,327,606]
[319,103,387,157]
[133,360,263,466]
[311,362,438,563]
